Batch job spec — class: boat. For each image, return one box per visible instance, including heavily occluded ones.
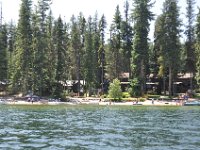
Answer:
[184,101,200,106]
[0,99,6,105]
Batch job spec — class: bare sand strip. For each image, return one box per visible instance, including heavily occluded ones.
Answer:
[4,99,181,106]
[99,100,180,106]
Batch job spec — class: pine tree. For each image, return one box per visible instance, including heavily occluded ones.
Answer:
[106,5,122,80]
[121,0,133,75]
[131,0,154,96]
[11,0,33,94]
[185,0,196,90]
[195,8,200,86]
[0,24,8,82]
[154,15,167,94]
[112,5,122,79]
[92,12,101,89]
[77,13,86,95]
[70,15,82,95]
[83,16,95,95]
[37,0,52,95]
[46,10,56,95]
[32,8,42,94]
[98,14,106,94]
[161,0,181,96]
[7,22,16,83]
[53,16,68,97]
[38,0,52,33]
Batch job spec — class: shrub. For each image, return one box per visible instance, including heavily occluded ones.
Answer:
[129,78,140,96]
[139,98,145,102]
[148,95,160,99]
[122,92,131,98]
[108,78,122,101]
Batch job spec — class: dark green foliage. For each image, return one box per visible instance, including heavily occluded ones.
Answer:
[10,0,33,94]
[70,15,83,95]
[153,15,167,94]
[7,22,16,82]
[53,16,68,97]
[76,12,102,96]
[161,0,181,96]
[31,0,52,96]
[185,0,196,89]
[2,0,200,97]
[98,14,106,93]
[92,12,101,89]
[121,0,133,75]
[0,25,8,81]
[153,0,181,96]
[195,8,200,85]
[107,5,122,80]
[45,10,56,95]
[83,16,96,95]
[129,78,140,97]
[131,0,154,96]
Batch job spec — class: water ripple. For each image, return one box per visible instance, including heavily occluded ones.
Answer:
[0,105,200,149]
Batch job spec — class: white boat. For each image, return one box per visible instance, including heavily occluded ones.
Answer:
[0,99,6,104]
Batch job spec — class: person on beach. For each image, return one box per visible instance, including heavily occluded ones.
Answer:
[183,93,188,102]
[152,99,154,104]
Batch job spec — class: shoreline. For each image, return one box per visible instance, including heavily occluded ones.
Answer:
[1,99,184,106]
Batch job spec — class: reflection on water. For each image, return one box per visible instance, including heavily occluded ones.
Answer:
[0,105,200,150]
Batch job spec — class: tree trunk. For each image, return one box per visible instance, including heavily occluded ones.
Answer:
[168,66,172,96]
[163,76,166,95]
[78,55,80,96]
[140,59,145,95]
[190,72,193,90]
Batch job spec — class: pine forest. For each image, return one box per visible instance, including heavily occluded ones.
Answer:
[0,0,200,99]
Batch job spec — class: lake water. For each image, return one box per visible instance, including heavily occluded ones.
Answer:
[0,105,200,150]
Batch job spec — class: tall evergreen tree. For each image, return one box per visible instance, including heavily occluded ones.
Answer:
[92,12,101,89]
[0,24,8,82]
[131,0,154,96]
[70,15,82,95]
[77,13,86,95]
[46,10,56,95]
[38,0,52,33]
[7,22,16,56]
[98,14,106,94]
[161,0,181,96]
[84,16,95,95]
[11,0,32,94]
[195,8,200,86]
[32,8,42,94]
[7,22,16,82]
[185,0,196,90]
[53,16,68,97]
[36,0,52,95]
[121,0,133,75]
[107,5,122,80]
[113,5,122,78]
[153,15,167,94]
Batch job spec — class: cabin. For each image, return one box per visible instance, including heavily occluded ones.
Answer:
[118,72,195,94]
[60,80,85,96]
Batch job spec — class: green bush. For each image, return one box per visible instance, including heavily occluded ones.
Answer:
[147,95,160,99]
[108,78,122,101]
[122,92,131,98]
[194,93,200,98]
[139,98,145,102]
[128,78,141,96]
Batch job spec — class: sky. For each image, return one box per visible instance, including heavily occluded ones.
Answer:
[1,0,200,41]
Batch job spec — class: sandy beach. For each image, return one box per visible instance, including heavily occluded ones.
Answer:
[2,98,182,106]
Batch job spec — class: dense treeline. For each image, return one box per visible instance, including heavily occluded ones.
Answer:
[0,0,200,98]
